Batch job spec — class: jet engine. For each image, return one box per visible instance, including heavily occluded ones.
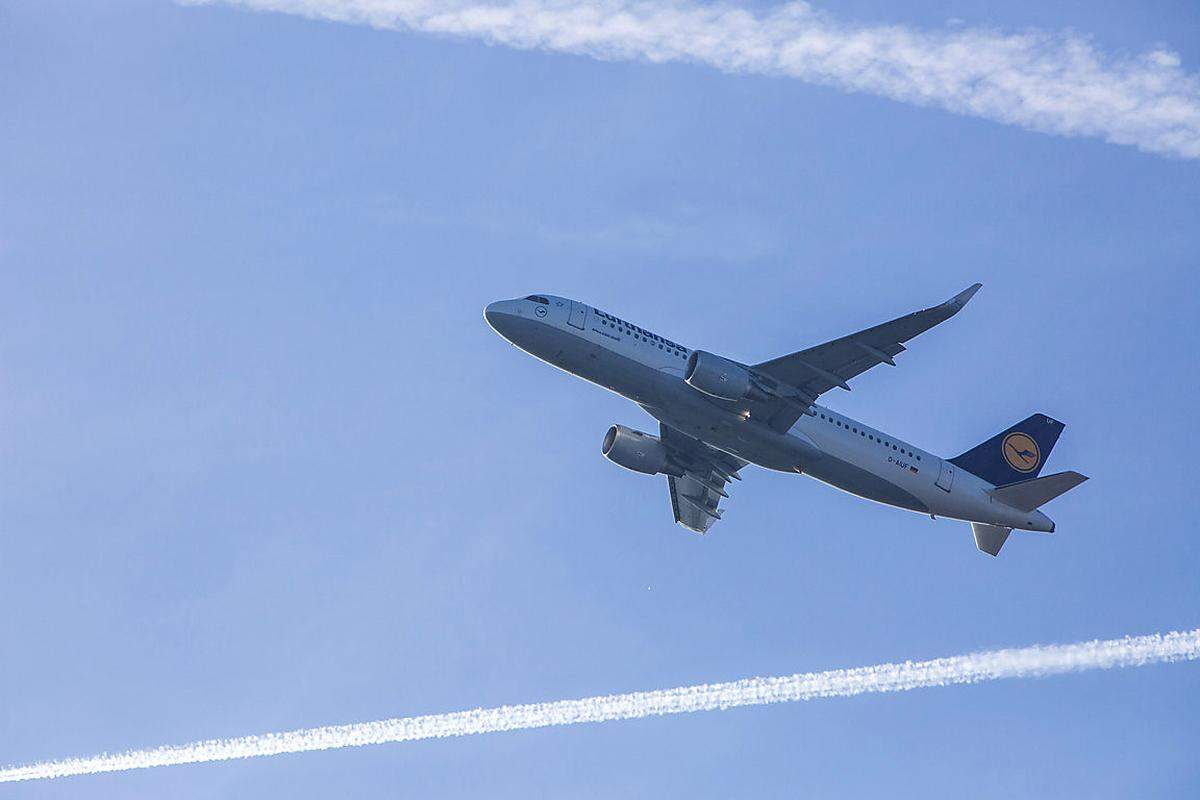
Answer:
[684,350,767,402]
[602,424,671,475]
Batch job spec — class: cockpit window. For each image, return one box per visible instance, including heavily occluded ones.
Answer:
[525,295,550,305]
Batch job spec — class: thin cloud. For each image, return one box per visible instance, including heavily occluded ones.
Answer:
[4,628,1197,782]
[187,0,1200,159]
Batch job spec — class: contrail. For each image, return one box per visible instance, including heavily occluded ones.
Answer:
[3,628,1197,783]
[185,0,1200,159]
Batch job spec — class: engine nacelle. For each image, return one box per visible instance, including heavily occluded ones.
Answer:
[602,424,670,475]
[684,350,764,402]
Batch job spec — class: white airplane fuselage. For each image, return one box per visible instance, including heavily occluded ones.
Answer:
[485,295,1055,533]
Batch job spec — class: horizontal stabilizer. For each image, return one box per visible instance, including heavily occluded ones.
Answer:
[989,470,1089,512]
[971,523,1012,557]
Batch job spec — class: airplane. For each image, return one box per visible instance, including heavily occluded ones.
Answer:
[484,285,1087,556]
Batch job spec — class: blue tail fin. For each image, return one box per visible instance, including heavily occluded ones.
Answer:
[949,414,1065,487]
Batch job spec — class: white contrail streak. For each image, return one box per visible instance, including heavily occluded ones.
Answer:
[186,0,1200,159]
[3,628,1197,783]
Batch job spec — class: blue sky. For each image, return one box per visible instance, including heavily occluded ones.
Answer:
[2,0,1198,795]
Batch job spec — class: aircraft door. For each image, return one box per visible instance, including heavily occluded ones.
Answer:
[568,301,588,330]
[935,460,954,492]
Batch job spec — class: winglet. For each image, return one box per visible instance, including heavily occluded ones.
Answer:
[944,282,982,312]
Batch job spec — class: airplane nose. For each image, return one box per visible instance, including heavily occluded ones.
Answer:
[483,301,503,328]
[484,299,522,341]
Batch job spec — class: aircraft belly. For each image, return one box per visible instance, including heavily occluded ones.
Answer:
[540,327,676,404]
[802,457,930,513]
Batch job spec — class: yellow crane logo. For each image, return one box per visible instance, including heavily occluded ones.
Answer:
[1002,432,1040,473]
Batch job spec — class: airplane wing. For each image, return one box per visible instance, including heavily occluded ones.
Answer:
[660,423,747,534]
[749,283,982,433]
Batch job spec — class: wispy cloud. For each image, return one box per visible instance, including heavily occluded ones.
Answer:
[187,1,1200,159]
[4,628,1197,782]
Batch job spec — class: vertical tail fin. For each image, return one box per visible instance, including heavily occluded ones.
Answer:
[949,413,1064,487]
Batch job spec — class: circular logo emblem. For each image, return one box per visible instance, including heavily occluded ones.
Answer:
[534,305,548,318]
[1002,432,1040,473]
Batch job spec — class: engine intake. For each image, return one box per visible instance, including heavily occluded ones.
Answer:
[685,350,765,402]
[602,424,670,475]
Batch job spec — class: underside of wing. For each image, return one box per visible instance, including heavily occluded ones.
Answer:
[668,474,724,533]
[660,424,746,534]
[749,283,981,432]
